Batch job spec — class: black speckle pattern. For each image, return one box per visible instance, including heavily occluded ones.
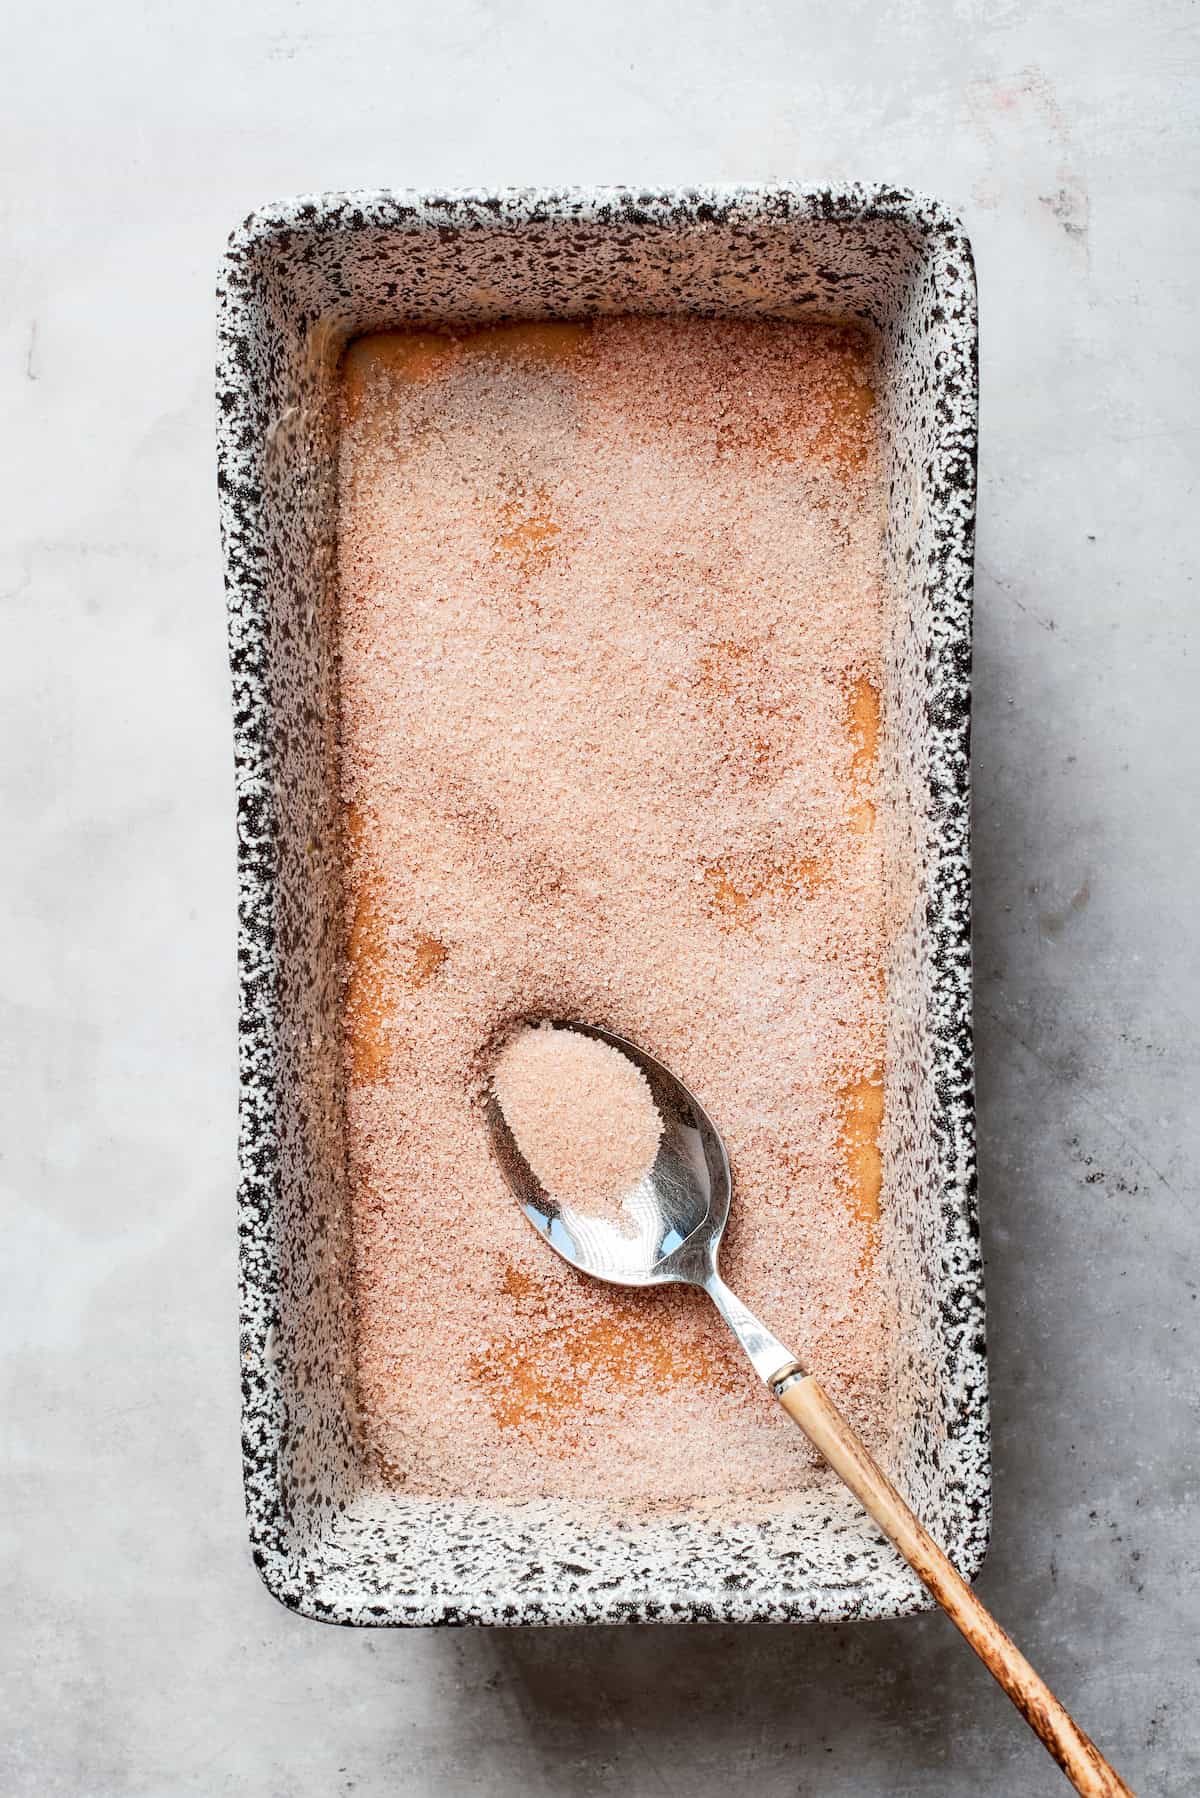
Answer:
[216,185,986,1627]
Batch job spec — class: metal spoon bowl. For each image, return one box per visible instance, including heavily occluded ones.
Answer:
[485,1020,800,1384]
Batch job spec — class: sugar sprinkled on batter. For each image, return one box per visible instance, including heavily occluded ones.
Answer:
[338,316,892,1507]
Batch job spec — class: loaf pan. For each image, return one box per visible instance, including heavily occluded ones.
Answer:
[216,185,986,1625]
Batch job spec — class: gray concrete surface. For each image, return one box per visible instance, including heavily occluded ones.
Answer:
[2,3,1198,1793]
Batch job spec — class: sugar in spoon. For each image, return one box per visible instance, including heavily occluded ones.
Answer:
[486,1020,1134,1798]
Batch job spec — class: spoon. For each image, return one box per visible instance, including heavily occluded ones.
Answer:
[486,1020,1134,1798]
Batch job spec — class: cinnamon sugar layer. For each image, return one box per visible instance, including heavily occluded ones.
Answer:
[337,316,891,1506]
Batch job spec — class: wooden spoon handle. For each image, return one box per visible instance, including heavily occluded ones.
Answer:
[776,1373,1135,1797]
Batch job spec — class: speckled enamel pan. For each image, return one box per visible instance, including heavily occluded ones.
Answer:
[216,186,985,1627]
